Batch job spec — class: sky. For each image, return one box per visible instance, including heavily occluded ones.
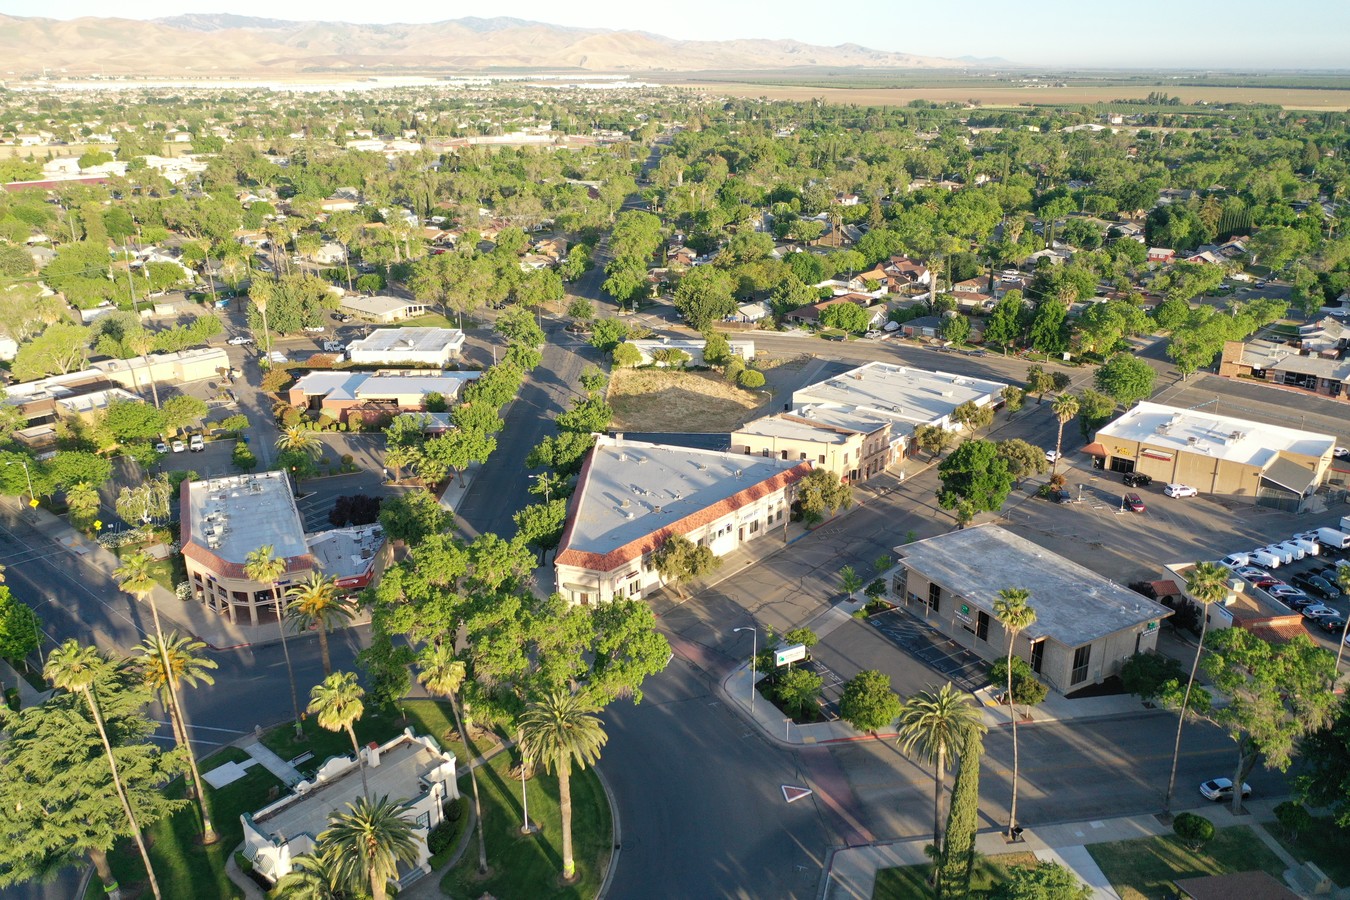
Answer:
[4,0,1348,69]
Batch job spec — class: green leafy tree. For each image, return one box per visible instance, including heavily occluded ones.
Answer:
[988,861,1090,900]
[988,655,1049,707]
[1297,693,1350,828]
[513,498,569,561]
[738,369,766,389]
[984,289,1024,347]
[673,266,737,329]
[942,313,972,345]
[819,301,873,334]
[897,683,986,855]
[996,439,1049,488]
[1203,628,1337,815]
[794,467,853,524]
[378,490,452,545]
[1172,812,1215,851]
[1029,301,1068,354]
[612,342,642,368]
[951,400,994,434]
[775,667,824,719]
[0,643,183,894]
[702,330,733,367]
[0,587,41,662]
[937,440,1013,514]
[1094,353,1156,408]
[652,533,720,599]
[915,423,954,460]
[13,322,91,381]
[317,796,421,900]
[518,691,609,881]
[1163,561,1228,816]
[308,671,370,798]
[39,642,167,898]
[938,725,983,899]
[114,475,173,526]
[839,670,901,734]
[588,318,630,353]
[995,588,1036,839]
[1076,388,1117,441]
[1024,365,1054,404]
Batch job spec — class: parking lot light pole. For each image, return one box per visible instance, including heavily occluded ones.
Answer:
[6,460,35,506]
[734,625,757,712]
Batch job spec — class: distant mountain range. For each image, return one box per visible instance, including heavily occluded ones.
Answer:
[0,13,973,77]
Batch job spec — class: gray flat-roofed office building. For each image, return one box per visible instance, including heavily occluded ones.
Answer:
[892,525,1171,694]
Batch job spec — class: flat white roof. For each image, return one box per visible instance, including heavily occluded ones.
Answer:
[897,525,1171,647]
[339,294,425,315]
[306,524,385,582]
[1096,401,1335,466]
[735,414,855,445]
[186,471,308,565]
[292,371,479,401]
[792,362,1007,429]
[563,436,800,558]
[347,327,465,354]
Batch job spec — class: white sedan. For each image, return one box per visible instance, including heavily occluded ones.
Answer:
[1164,484,1199,498]
[1045,450,1060,463]
[1336,447,1349,459]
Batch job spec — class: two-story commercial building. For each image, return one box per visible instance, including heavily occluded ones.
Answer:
[553,435,810,605]
[891,526,1171,695]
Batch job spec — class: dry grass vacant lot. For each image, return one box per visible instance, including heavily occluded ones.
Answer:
[609,369,765,432]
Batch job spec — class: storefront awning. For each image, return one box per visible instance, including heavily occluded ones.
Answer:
[1081,442,1107,457]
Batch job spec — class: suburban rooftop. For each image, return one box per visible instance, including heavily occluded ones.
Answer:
[1096,401,1336,466]
[346,326,465,354]
[290,370,480,401]
[792,362,1007,430]
[185,471,308,565]
[896,525,1171,647]
[563,435,802,557]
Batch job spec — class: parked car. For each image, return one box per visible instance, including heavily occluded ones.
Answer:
[303,325,326,333]
[189,435,205,453]
[1164,483,1198,498]
[1318,615,1347,634]
[170,439,185,453]
[1269,588,1313,608]
[153,441,168,454]
[1123,472,1152,488]
[1335,447,1349,459]
[1301,604,1339,621]
[322,341,345,353]
[1124,492,1146,513]
[1250,575,1284,589]
[1234,566,1270,580]
[1291,573,1338,600]
[1049,488,1072,504]
[334,313,354,323]
[1199,778,1251,802]
[227,335,253,346]
[1045,450,1060,463]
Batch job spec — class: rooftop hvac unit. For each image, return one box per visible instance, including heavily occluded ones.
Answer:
[1188,436,1198,445]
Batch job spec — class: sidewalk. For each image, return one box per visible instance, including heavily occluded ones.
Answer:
[0,657,50,708]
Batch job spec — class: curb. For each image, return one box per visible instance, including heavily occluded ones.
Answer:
[594,764,623,900]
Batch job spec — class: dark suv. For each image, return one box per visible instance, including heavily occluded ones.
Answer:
[1291,572,1338,600]
[1123,472,1152,488]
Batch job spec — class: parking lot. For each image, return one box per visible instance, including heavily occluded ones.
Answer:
[866,608,990,693]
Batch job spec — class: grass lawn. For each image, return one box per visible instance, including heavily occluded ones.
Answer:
[440,750,612,900]
[872,851,1038,898]
[391,312,463,330]
[608,368,765,432]
[261,699,484,779]
[1086,826,1286,900]
[1261,815,1350,886]
[90,746,284,900]
[109,544,189,595]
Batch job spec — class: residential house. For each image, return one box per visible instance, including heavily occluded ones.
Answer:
[286,371,481,424]
[553,436,809,605]
[338,295,429,324]
[900,316,944,339]
[242,729,459,890]
[890,525,1171,695]
[1147,247,1177,264]
[786,294,884,327]
[344,328,466,368]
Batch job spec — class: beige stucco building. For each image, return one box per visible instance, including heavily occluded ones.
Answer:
[891,526,1171,695]
[731,410,892,483]
[1089,401,1335,510]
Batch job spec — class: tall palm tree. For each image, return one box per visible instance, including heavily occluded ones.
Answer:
[286,573,354,676]
[1162,561,1229,816]
[518,690,609,881]
[318,795,421,900]
[1335,562,1350,673]
[896,683,987,858]
[1050,393,1078,476]
[114,551,217,844]
[309,671,369,798]
[417,643,487,874]
[244,545,302,735]
[45,641,162,900]
[271,850,343,900]
[994,587,1037,839]
[134,631,218,840]
[249,278,274,351]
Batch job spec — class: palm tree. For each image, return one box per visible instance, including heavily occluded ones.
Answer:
[518,690,609,881]
[115,551,217,844]
[271,850,343,900]
[994,587,1037,839]
[45,641,162,900]
[249,278,274,351]
[1162,561,1229,817]
[277,425,322,456]
[896,683,987,858]
[244,545,302,735]
[1335,562,1350,673]
[417,643,487,874]
[309,671,369,798]
[134,631,218,841]
[286,573,354,676]
[1050,393,1078,476]
[318,795,421,900]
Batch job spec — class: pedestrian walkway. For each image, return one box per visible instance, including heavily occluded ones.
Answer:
[240,739,305,787]
[0,657,49,708]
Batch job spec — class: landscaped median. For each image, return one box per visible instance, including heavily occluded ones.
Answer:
[90,698,613,899]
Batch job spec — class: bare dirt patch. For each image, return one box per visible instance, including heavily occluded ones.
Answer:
[609,369,766,432]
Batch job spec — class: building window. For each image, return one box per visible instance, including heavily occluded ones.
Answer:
[416,811,431,830]
[927,583,941,613]
[975,611,989,641]
[1070,644,1091,685]
[749,520,759,534]
[1030,640,1044,674]
[818,454,826,464]
[781,450,789,460]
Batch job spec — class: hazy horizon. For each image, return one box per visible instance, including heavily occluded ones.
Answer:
[8,0,1349,70]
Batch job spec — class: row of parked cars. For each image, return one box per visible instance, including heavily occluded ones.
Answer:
[1220,526,1350,641]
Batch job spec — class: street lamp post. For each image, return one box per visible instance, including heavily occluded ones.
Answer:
[528,473,551,502]
[519,728,536,835]
[733,625,757,713]
[6,460,35,507]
